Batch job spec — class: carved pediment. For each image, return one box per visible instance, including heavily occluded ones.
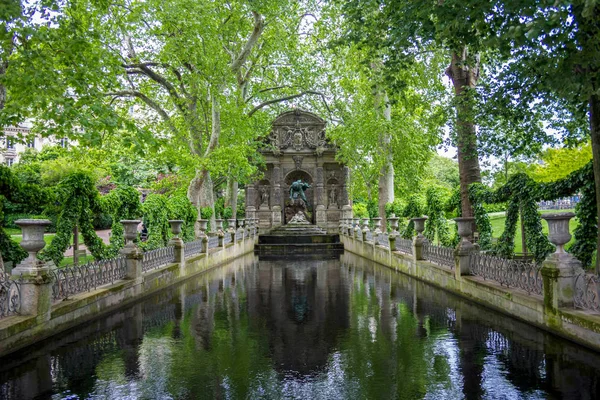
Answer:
[268,109,331,153]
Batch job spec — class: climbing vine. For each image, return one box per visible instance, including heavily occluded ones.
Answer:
[142,194,171,250]
[467,162,595,266]
[423,186,453,246]
[41,172,112,265]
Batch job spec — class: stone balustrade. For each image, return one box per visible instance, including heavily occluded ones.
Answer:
[1,217,259,325]
[340,212,600,351]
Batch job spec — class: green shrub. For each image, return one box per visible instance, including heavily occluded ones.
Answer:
[352,203,369,218]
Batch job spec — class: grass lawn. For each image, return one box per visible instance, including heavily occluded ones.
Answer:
[488,209,577,253]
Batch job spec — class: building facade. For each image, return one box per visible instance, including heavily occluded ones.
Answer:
[246,109,351,233]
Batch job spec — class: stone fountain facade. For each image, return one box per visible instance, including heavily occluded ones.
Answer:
[246,110,351,233]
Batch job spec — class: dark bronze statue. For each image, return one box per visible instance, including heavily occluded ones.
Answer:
[289,179,311,207]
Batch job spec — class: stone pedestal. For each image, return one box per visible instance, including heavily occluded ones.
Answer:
[168,220,185,264]
[412,217,428,261]
[541,213,581,310]
[455,217,475,278]
[542,253,582,310]
[120,220,143,280]
[11,220,53,321]
[316,204,327,228]
[272,205,282,228]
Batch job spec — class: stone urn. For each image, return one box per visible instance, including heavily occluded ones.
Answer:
[215,219,224,234]
[388,215,399,235]
[228,219,237,233]
[541,212,575,253]
[361,218,370,231]
[238,219,245,229]
[412,217,428,237]
[168,220,184,238]
[198,219,209,236]
[121,220,141,246]
[372,217,382,234]
[14,219,52,272]
[454,217,475,244]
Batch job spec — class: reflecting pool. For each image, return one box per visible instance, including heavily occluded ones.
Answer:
[1,253,600,399]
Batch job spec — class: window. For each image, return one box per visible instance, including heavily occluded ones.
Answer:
[6,138,14,149]
[27,138,35,148]
[6,158,14,166]
[60,137,68,148]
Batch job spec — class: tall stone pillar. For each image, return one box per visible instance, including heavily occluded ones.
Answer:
[246,185,256,220]
[316,163,326,228]
[272,164,282,227]
[341,166,352,219]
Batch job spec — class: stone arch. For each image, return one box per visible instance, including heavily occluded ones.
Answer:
[284,170,315,224]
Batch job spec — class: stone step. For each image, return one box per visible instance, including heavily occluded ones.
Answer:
[258,234,340,245]
[254,242,344,256]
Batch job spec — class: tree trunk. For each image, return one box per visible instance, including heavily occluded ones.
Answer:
[375,90,394,226]
[446,49,482,220]
[589,93,600,274]
[226,178,238,219]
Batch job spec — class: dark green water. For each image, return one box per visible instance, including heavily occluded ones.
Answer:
[1,253,600,399]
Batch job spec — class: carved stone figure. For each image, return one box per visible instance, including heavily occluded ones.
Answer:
[329,187,337,206]
[260,187,270,209]
[293,130,303,150]
[289,180,311,207]
[289,211,310,224]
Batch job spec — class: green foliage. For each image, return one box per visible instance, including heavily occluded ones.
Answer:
[400,195,424,239]
[352,203,369,218]
[102,186,142,252]
[385,199,406,219]
[200,207,214,220]
[142,194,171,250]
[222,207,233,220]
[167,195,197,242]
[0,165,48,265]
[423,186,453,246]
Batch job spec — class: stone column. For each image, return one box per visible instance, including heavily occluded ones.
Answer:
[412,217,428,260]
[168,220,185,264]
[120,220,143,280]
[316,163,327,228]
[272,164,282,228]
[454,217,475,278]
[341,166,352,220]
[11,219,53,321]
[246,185,256,220]
[540,213,582,310]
